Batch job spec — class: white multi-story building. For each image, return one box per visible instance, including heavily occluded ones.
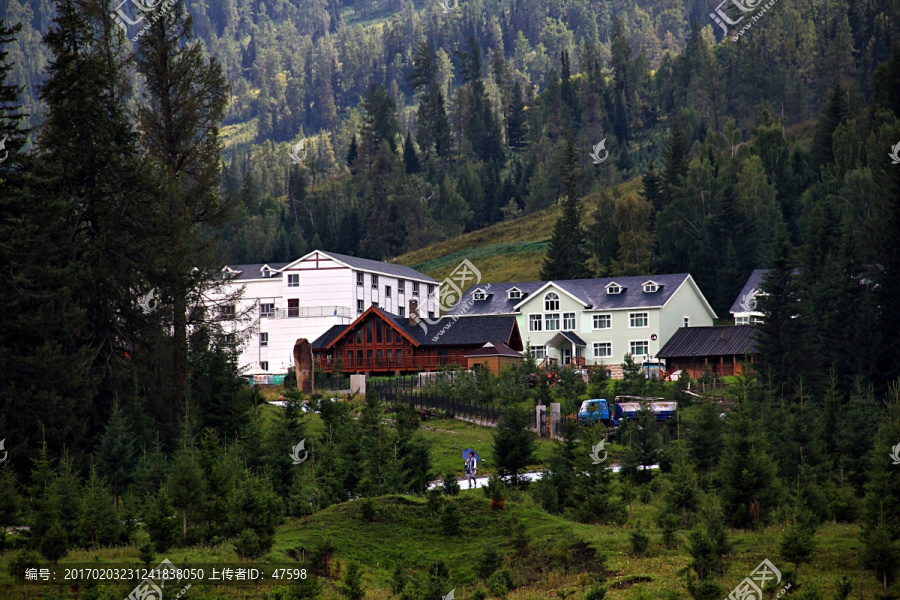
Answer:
[221,250,438,374]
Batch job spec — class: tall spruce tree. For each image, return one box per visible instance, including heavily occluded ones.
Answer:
[540,134,591,280]
[135,0,230,417]
[506,80,528,150]
[754,223,800,396]
[36,0,158,454]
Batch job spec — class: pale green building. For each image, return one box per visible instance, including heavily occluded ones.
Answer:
[445,274,716,376]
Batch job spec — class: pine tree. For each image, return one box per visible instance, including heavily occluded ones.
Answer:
[662,116,689,202]
[135,0,230,413]
[0,467,22,553]
[754,223,800,395]
[360,83,399,163]
[492,402,536,488]
[78,468,122,548]
[168,441,205,541]
[716,403,782,528]
[346,134,359,169]
[403,131,421,174]
[506,80,528,150]
[96,401,137,505]
[540,134,591,280]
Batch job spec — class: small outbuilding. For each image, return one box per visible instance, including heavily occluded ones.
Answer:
[465,342,524,374]
[656,326,757,377]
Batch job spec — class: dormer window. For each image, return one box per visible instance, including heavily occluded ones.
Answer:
[473,289,487,301]
[606,283,622,295]
[642,281,659,293]
[261,267,271,278]
[507,288,522,300]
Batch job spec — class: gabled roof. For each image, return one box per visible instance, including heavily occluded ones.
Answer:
[445,274,711,317]
[547,331,587,346]
[513,281,590,310]
[280,250,437,282]
[730,269,769,315]
[657,326,758,358]
[311,324,347,350]
[223,262,290,281]
[313,306,523,350]
[464,342,523,358]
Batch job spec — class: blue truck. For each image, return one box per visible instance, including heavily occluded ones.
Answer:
[578,396,676,426]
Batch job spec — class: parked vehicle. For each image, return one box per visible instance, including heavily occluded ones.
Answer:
[578,396,677,427]
[577,398,613,425]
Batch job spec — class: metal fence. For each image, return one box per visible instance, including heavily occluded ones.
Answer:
[370,380,499,424]
[316,375,351,390]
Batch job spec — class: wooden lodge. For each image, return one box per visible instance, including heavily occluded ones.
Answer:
[311,306,523,374]
[656,325,757,378]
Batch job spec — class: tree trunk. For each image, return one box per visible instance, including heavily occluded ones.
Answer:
[183,509,188,539]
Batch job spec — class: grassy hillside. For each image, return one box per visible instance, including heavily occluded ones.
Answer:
[392,180,643,282]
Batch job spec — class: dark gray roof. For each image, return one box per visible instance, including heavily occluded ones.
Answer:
[657,326,758,358]
[324,251,438,282]
[311,325,347,350]
[729,269,769,314]
[382,311,522,348]
[548,331,587,346]
[465,342,523,357]
[224,262,290,281]
[445,274,701,316]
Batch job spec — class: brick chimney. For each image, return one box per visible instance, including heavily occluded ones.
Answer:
[409,299,419,326]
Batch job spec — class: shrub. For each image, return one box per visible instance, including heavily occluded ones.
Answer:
[443,472,461,496]
[440,503,461,536]
[470,588,488,600]
[629,522,650,556]
[476,545,503,579]
[360,498,377,522]
[657,512,681,549]
[584,584,607,600]
[488,568,514,598]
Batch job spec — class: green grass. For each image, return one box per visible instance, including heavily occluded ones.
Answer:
[391,180,643,282]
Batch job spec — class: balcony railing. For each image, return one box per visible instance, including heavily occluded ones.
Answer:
[315,355,455,371]
[271,306,351,319]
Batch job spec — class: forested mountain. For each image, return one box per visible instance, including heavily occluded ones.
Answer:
[3,0,899,288]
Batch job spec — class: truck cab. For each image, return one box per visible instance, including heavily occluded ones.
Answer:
[577,399,612,426]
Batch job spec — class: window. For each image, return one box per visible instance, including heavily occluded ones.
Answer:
[357,300,364,314]
[356,328,363,343]
[287,273,299,287]
[260,332,268,347]
[428,310,435,319]
[606,283,622,294]
[683,316,690,328]
[563,312,576,330]
[531,345,546,360]
[371,274,379,289]
[508,288,522,300]
[386,328,392,343]
[260,361,268,371]
[357,272,364,286]
[593,314,611,329]
[366,321,373,343]
[259,303,275,318]
[376,321,382,343]
[473,289,486,301]
[413,282,420,295]
[376,349,383,361]
[593,342,612,358]
[545,313,560,331]
[399,307,405,317]
[398,279,405,294]
[357,350,363,362]
[219,304,235,319]
[643,282,659,293]
[629,312,649,328]
[630,341,649,356]
[287,298,299,317]
[223,334,233,344]
[261,268,271,278]
[544,292,560,311]
[427,284,435,295]
[529,314,543,331]
[385,285,392,298]
[736,316,749,325]
[372,302,378,308]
